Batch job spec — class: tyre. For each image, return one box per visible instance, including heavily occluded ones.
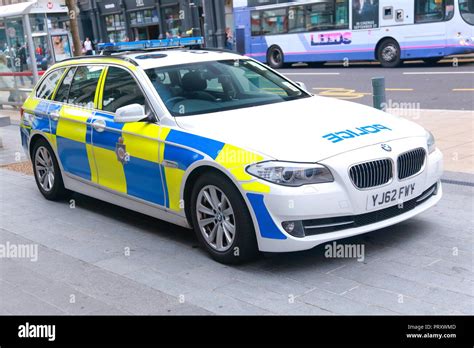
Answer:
[32,138,69,200]
[190,172,259,264]
[267,45,285,69]
[423,57,443,65]
[377,39,401,68]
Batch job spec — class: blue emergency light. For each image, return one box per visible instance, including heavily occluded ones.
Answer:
[98,37,205,54]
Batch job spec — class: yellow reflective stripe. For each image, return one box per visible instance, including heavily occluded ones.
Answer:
[22,97,40,112]
[50,68,69,101]
[95,67,108,110]
[93,146,127,193]
[229,166,253,181]
[241,181,270,193]
[215,144,263,169]
[158,127,171,162]
[164,167,185,211]
[56,106,90,143]
[86,144,98,184]
[121,123,160,163]
[44,133,57,151]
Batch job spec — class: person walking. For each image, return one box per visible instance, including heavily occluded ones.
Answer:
[83,37,93,55]
[225,27,233,50]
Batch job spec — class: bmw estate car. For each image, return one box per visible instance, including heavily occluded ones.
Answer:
[20,38,443,264]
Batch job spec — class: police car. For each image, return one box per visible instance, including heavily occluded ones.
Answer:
[20,37,443,264]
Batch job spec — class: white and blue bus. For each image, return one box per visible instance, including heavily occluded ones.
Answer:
[233,0,474,68]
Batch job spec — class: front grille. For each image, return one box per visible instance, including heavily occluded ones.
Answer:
[398,148,426,180]
[349,159,393,189]
[302,183,438,236]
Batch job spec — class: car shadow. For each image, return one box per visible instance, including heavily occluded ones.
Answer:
[67,190,426,272]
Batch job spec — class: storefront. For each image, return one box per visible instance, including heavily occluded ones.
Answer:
[98,0,128,42]
[124,0,159,40]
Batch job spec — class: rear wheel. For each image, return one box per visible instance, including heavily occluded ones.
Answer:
[267,45,285,69]
[190,172,259,264]
[377,39,401,68]
[32,138,68,200]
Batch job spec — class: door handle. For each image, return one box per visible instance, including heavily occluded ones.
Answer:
[92,119,106,132]
[50,112,60,122]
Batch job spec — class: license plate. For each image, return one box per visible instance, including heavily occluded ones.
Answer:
[367,183,416,210]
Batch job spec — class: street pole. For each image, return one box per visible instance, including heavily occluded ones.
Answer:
[23,14,38,84]
[372,77,386,111]
[213,0,226,49]
[65,0,83,56]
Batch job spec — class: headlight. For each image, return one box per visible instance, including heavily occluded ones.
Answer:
[426,131,436,154]
[246,161,334,187]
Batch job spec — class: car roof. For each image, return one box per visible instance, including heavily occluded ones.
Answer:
[54,49,244,71]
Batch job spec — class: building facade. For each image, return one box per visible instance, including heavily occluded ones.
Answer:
[77,0,204,43]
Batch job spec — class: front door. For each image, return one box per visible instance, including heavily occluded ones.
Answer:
[91,66,167,206]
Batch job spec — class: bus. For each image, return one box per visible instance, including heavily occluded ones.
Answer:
[233,0,474,68]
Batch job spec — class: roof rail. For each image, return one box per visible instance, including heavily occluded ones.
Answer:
[57,55,139,66]
[98,37,204,55]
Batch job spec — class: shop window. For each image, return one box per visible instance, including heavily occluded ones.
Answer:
[163,5,183,37]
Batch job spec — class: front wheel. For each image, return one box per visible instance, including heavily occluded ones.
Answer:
[190,172,259,264]
[377,39,402,68]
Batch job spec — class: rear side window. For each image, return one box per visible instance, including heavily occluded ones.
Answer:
[36,68,65,99]
[102,67,146,113]
[67,66,104,108]
[54,68,75,103]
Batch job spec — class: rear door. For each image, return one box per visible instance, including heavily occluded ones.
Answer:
[50,65,104,181]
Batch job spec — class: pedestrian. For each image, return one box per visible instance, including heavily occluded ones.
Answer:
[225,27,233,50]
[84,37,93,56]
[17,43,29,85]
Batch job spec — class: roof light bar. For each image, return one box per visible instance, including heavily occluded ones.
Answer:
[98,37,204,53]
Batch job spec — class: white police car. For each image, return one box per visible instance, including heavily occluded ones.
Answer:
[20,37,443,263]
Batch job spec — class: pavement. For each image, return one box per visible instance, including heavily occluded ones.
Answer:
[0,121,473,315]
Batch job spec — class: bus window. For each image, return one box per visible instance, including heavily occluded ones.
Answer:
[288,6,306,33]
[251,11,262,36]
[335,0,350,28]
[415,0,445,23]
[261,9,288,35]
[306,2,336,31]
[459,0,474,25]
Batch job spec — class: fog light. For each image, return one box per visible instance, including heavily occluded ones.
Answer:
[282,221,305,238]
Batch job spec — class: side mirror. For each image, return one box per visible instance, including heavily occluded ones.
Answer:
[295,81,308,91]
[114,104,146,123]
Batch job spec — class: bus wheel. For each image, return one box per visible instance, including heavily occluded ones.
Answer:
[377,39,401,68]
[267,46,285,69]
[423,57,443,65]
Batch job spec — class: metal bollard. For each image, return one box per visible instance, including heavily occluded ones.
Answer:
[372,77,386,111]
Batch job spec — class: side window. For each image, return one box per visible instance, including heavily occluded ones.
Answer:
[415,0,445,23]
[288,6,306,33]
[261,9,288,35]
[68,66,104,108]
[306,2,336,31]
[36,68,65,100]
[251,11,262,36]
[102,67,146,113]
[53,68,75,103]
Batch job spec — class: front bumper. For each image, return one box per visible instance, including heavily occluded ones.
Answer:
[249,139,443,252]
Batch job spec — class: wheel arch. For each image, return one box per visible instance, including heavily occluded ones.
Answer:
[181,162,260,238]
[374,36,400,61]
[28,132,55,160]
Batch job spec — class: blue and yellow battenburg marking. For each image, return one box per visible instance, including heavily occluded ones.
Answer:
[22,86,285,239]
